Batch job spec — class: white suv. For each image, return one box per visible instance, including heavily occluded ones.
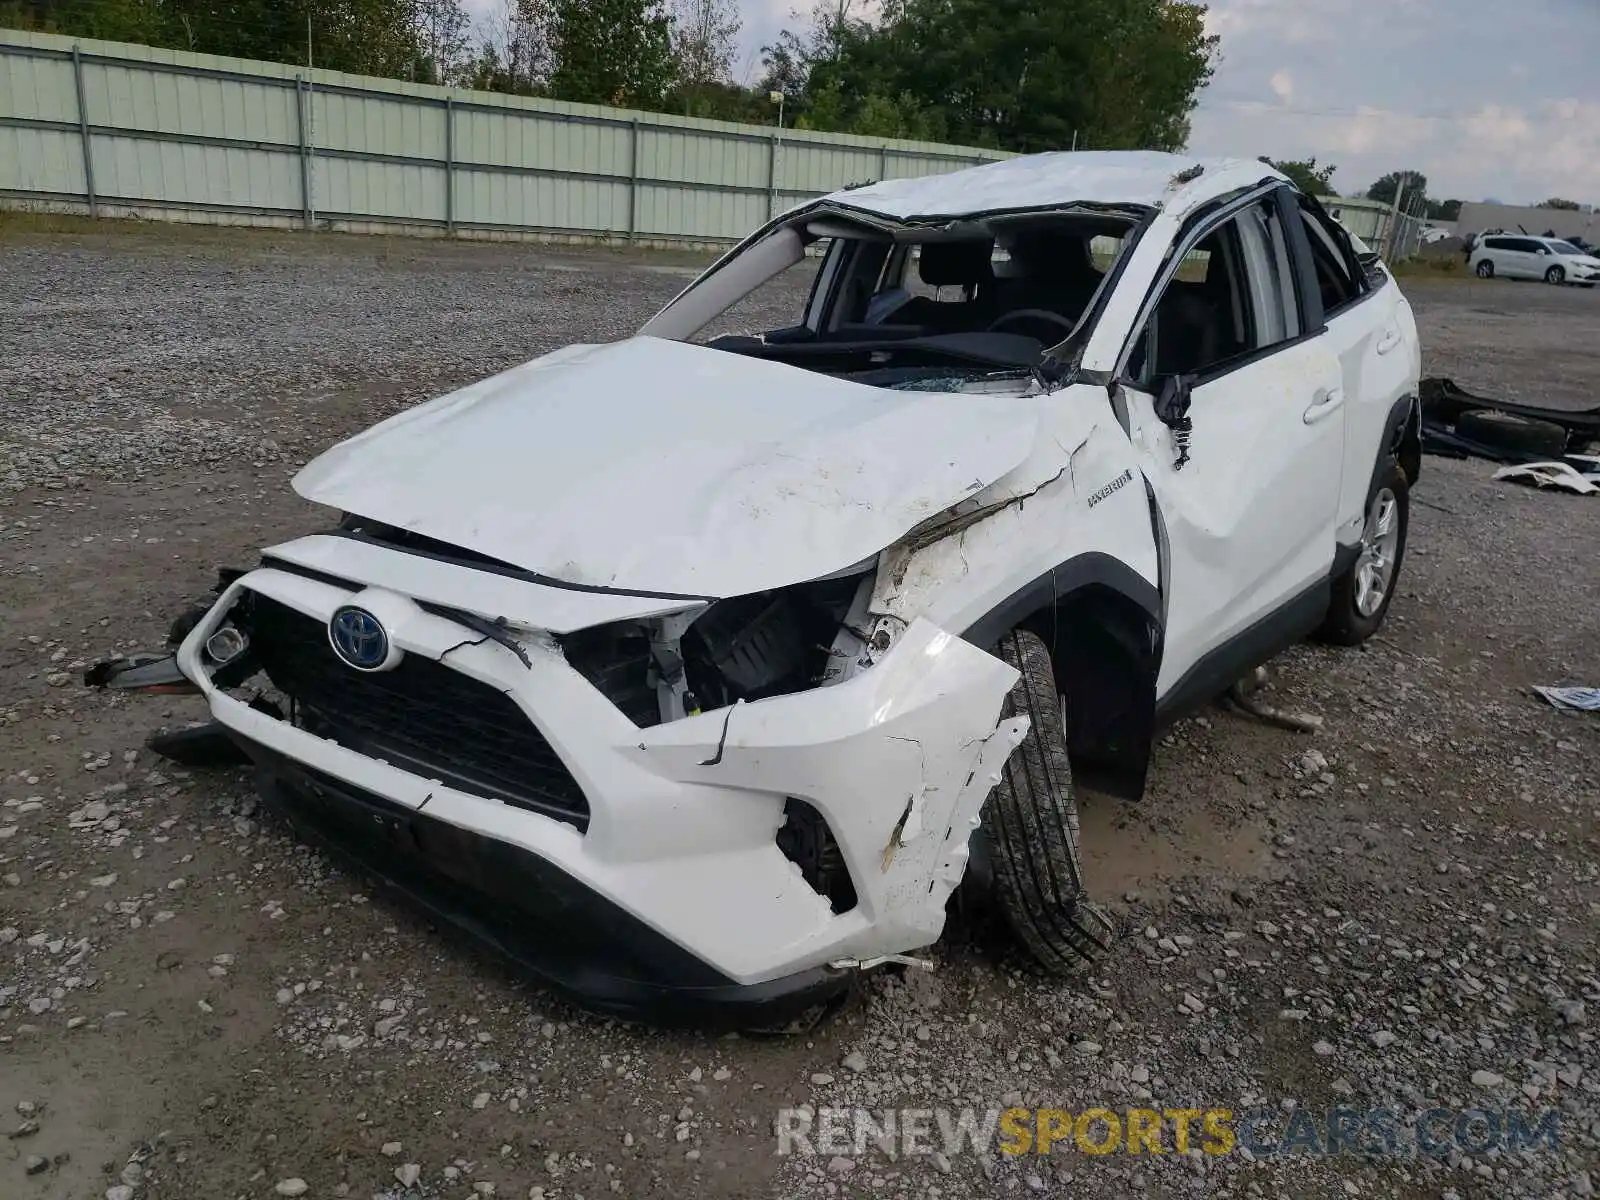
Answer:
[93,152,1423,1027]
[1471,234,1600,286]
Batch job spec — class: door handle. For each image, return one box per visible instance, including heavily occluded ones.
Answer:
[1303,387,1345,425]
[1376,327,1401,355]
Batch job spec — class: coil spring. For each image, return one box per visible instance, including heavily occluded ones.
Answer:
[1170,417,1193,470]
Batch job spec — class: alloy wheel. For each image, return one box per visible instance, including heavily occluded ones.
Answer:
[1354,487,1401,618]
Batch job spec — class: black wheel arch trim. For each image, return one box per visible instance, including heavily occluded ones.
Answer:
[961,551,1162,652]
[1373,393,1422,495]
[962,552,1163,802]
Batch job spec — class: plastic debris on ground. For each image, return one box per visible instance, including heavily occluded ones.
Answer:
[1492,461,1600,495]
[1532,687,1600,712]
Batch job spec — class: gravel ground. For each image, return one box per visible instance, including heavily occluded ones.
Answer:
[1,224,1596,1200]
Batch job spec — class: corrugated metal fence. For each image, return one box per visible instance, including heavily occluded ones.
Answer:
[0,28,1008,247]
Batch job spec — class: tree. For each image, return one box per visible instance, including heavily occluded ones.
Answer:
[1262,156,1335,197]
[1425,198,1461,222]
[1539,197,1581,210]
[783,0,1217,152]
[1367,170,1428,216]
[549,0,676,107]
[758,0,873,105]
[465,0,557,95]
[410,0,472,83]
[669,0,741,115]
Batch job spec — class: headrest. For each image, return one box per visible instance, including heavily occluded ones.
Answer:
[918,239,995,287]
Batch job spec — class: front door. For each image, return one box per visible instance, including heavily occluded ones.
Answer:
[1117,193,1347,706]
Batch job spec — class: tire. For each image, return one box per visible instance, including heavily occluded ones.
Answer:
[1546,265,1566,285]
[978,629,1113,974]
[1475,260,1495,278]
[1318,462,1410,646]
[1454,408,1567,457]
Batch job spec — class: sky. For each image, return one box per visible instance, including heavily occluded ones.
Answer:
[466,0,1600,206]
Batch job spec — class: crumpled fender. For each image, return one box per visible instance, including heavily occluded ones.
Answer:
[630,619,1028,959]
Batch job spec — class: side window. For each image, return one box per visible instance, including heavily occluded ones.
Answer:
[1297,198,1362,313]
[1129,199,1302,385]
[1483,237,1509,251]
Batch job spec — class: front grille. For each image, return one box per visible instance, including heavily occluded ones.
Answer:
[241,594,590,829]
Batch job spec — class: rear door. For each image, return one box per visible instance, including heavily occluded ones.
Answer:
[1116,189,1346,706]
[1508,237,1543,278]
[1295,196,1409,544]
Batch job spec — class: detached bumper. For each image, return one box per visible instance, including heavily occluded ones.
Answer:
[165,549,1027,1018]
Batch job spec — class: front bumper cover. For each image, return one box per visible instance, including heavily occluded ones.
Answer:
[147,549,1028,1021]
[250,746,847,1027]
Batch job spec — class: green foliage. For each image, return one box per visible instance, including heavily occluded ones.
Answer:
[782,0,1215,152]
[3,0,453,77]
[1539,197,1581,211]
[1366,170,1429,216]
[548,0,674,107]
[1262,157,1336,196]
[1425,198,1461,222]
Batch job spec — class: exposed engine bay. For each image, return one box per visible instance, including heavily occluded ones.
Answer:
[562,570,874,728]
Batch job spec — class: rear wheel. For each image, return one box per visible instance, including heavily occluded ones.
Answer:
[1318,462,1409,646]
[978,630,1112,974]
[1546,265,1567,285]
[1475,260,1495,278]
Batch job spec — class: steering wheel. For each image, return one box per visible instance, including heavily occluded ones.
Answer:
[986,308,1077,341]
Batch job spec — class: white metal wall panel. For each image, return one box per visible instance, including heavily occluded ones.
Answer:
[317,157,443,221]
[0,126,84,193]
[460,170,629,233]
[90,135,299,210]
[314,88,444,159]
[643,128,755,188]
[637,183,767,240]
[0,29,1009,243]
[81,59,296,144]
[0,50,77,122]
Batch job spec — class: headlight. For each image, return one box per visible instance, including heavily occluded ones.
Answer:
[558,567,878,726]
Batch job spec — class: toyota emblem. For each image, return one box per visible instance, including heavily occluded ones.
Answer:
[329,606,390,671]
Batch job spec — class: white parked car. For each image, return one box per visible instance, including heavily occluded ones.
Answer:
[92,152,1423,1026]
[1470,234,1600,286]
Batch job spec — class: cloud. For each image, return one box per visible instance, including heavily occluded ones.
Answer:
[1188,0,1600,204]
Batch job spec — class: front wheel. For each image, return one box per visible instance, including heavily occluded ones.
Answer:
[1317,462,1410,646]
[1475,260,1495,278]
[977,630,1112,974]
[1546,265,1566,285]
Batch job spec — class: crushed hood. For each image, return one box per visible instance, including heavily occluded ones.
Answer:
[293,337,1038,598]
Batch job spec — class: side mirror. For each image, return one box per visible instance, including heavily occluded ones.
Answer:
[1153,373,1195,470]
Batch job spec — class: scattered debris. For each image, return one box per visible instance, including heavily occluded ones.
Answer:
[1494,461,1599,495]
[1532,686,1600,712]
[1225,666,1325,733]
[1421,377,1600,463]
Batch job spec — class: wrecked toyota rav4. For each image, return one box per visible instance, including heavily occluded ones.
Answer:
[90,151,1422,1027]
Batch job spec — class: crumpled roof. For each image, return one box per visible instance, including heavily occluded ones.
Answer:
[821,150,1284,222]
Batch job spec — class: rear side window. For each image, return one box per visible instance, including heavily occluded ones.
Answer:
[1297,197,1362,313]
[1484,237,1510,251]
